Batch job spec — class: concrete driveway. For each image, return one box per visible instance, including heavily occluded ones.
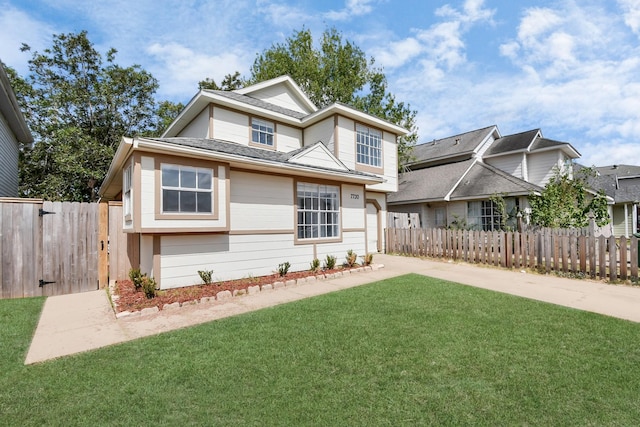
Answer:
[24,254,640,364]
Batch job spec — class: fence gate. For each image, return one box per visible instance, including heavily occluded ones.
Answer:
[1,199,100,299]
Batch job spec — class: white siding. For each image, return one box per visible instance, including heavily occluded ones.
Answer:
[179,107,209,138]
[139,156,228,229]
[212,107,249,144]
[246,85,311,114]
[336,116,355,169]
[315,231,367,264]
[230,171,293,231]
[0,114,19,197]
[276,124,302,152]
[140,235,154,277]
[447,201,467,225]
[342,184,365,229]
[159,233,315,288]
[304,119,335,151]
[486,154,523,178]
[527,151,561,187]
[476,134,496,158]
[290,144,343,170]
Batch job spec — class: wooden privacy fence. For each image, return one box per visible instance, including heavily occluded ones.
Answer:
[386,227,639,282]
[0,199,101,298]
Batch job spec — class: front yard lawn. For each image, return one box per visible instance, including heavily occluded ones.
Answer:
[2,274,640,425]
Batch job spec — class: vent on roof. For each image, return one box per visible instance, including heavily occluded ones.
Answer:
[454,138,460,145]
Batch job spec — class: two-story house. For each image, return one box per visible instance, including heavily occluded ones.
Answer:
[99,76,408,289]
[388,125,582,230]
[0,62,33,197]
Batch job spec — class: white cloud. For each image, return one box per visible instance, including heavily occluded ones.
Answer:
[0,6,56,73]
[619,0,640,34]
[146,43,249,98]
[325,0,376,21]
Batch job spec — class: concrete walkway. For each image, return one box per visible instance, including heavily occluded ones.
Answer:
[25,254,640,364]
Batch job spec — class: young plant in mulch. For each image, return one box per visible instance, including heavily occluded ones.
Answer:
[309,258,321,273]
[323,254,337,270]
[198,269,214,285]
[362,253,374,266]
[277,262,291,277]
[345,250,358,267]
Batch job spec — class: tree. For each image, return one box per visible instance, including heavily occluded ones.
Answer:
[12,31,159,201]
[247,28,417,168]
[198,71,243,91]
[529,167,610,228]
[144,100,184,136]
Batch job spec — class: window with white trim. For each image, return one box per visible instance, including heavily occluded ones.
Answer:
[297,183,340,239]
[251,118,274,146]
[161,164,213,214]
[356,124,382,167]
[123,164,132,217]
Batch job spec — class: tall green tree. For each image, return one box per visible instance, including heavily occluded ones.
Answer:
[198,71,243,91]
[247,28,417,168]
[529,167,610,228]
[13,31,159,201]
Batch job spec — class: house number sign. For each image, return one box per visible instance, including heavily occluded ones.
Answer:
[350,194,359,199]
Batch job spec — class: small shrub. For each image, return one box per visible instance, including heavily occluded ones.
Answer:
[129,268,145,289]
[141,276,157,299]
[310,258,321,272]
[362,253,374,266]
[198,269,214,284]
[278,262,291,277]
[345,250,358,267]
[323,254,337,270]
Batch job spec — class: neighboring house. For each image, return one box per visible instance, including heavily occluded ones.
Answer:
[587,164,640,237]
[0,61,33,197]
[388,125,581,230]
[99,75,408,289]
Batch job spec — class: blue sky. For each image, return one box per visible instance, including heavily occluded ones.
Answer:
[1,0,639,167]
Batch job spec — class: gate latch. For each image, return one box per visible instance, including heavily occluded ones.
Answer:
[39,208,56,217]
[39,279,56,287]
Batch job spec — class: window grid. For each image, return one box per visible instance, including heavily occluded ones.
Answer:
[297,183,340,239]
[467,200,501,231]
[251,118,274,146]
[356,124,382,167]
[161,164,213,214]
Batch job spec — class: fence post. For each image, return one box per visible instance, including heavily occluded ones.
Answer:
[620,236,628,281]
[609,236,618,281]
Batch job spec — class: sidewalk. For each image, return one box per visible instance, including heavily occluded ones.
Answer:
[25,254,640,364]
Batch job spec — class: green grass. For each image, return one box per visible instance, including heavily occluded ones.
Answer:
[2,274,640,425]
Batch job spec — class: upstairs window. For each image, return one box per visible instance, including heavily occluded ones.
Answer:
[161,164,213,214]
[356,124,382,168]
[251,118,274,147]
[297,182,340,240]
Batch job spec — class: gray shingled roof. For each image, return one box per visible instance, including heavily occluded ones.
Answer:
[595,164,640,177]
[409,125,496,165]
[449,162,541,200]
[148,137,375,178]
[530,137,571,151]
[484,129,539,156]
[389,159,475,203]
[388,159,541,204]
[205,90,308,119]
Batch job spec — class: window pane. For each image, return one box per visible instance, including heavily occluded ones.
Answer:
[181,169,196,188]
[162,166,179,187]
[198,170,212,189]
[163,189,179,212]
[180,191,196,212]
[196,192,211,213]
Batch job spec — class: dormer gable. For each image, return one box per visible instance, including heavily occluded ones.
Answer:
[286,141,349,171]
[235,75,317,115]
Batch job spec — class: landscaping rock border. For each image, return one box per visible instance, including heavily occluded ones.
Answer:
[110,264,383,319]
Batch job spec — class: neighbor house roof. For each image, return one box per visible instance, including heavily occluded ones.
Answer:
[484,129,580,159]
[408,125,498,168]
[595,164,640,178]
[0,62,33,143]
[388,159,541,205]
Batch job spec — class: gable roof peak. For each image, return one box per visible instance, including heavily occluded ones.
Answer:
[234,75,317,112]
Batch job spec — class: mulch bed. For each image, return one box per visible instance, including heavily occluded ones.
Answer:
[112,267,359,313]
